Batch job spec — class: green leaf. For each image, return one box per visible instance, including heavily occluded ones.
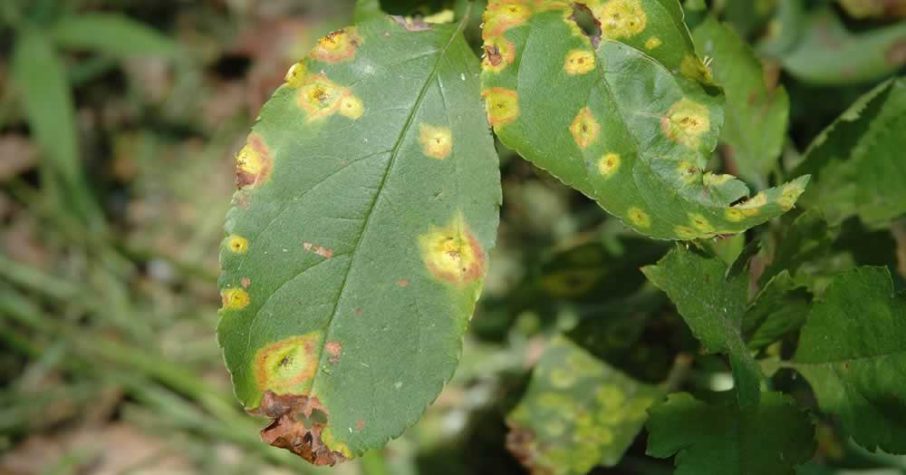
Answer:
[217,17,501,464]
[793,266,906,453]
[354,0,384,23]
[480,0,808,240]
[742,271,810,350]
[776,8,906,86]
[795,78,906,228]
[693,17,789,185]
[51,12,178,57]
[646,392,815,475]
[11,27,101,227]
[642,246,762,406]
[506,336,662,474]
[759,210,837,286]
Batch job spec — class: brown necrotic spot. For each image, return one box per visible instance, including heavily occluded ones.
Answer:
[254,332,324,395]
[235,134,273,189]
[418,214,486,285]
[303,242,334,259]
[325,341,342,364]
[482,37,516,73]
[255,391,349,466]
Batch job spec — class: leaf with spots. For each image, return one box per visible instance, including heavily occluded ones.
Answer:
[794,78,906,228]
[218,16,501,464]
[692,17,789,186]
[792,266,906,454]
[506,336,663,474]
[646,392,815,475]
[480,0,809,240]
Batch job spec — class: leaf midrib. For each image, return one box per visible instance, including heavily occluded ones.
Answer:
[309,22,467,398]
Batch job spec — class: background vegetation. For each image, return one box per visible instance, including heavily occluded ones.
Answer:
[1,0,904,473]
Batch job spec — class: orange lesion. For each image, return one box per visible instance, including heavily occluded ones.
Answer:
[419,124,453,160]
[310,28,362,63]
[483,0,532,38]
[419,214,486,285]
[296,74,364,122]
[254,332,325,395]
[235,134,273,189]
[570,107,600,150]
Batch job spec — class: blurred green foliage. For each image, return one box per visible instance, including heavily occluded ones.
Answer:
[1,0,905,473]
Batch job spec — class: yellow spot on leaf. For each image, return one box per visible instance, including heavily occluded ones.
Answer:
[564,49,596,75]
[226,235,249,254]
[661,98,711,149]
[677,161,699,184]
[254,332,323,394]
[570,107,600,149]
[703,172,734,187]
[597,152,621,177]
[221,288,250,310]
[674,225,697,239]
[284,61,307,88]
[419,124,453,160]
[297,75,346,120]
[725,208,746,222]
[778,182,805,210]
[338,94,364,119]
[730,192,767,220]
[235,134,273,189]
[484,0,531,37]
[688,213,714,233]
[595,0,647,39]
[418,213,486,285]
[483,87,520,127]
[680,54,713,83]
[645,36,662,50]
[311,28,361,63]
[627,207,651,228]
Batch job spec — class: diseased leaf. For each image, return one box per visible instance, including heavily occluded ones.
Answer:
[218,16,501,464]
[795,78,906,228]
[642,246,762,406]
[793,266,906,453]
[646,392,815,475]
[776,7,906,85]
[506,336,662,474]
[480,0,808,240]
[51,13,178,57]
[693,17,789,185]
